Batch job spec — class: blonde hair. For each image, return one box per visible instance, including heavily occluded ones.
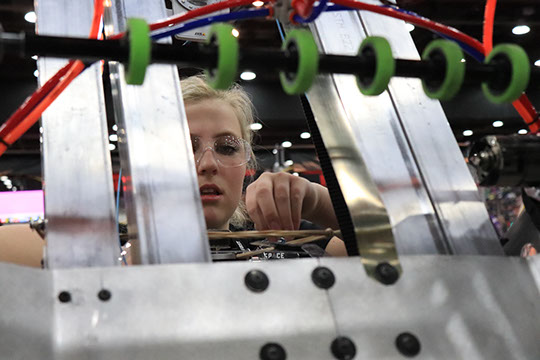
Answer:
[180,75,256,228]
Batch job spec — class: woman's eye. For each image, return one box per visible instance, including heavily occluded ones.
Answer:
[216,144,239,155]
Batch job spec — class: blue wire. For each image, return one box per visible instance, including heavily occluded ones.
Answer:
[275,19,286,42]
[151,8,269,40]
[293,0,328,24]
[116,168,127,265]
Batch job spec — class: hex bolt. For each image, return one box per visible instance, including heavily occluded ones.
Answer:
[245,270,269,293]
[98,289,112,301]
[260,343,286,360]
[374,262,399,285]
[58,291,71,303]
[311,266,335,289]
[331,336,356,360]
[395,332,421,357]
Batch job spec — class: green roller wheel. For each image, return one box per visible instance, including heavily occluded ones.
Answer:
[205,24,238,90]
[279,30,319,95]
[356,37,395,96]
[125,18,151,85]
[421,40,465,101]
[481,44,530,104]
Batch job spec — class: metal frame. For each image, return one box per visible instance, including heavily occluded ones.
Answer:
[37,0,119,268]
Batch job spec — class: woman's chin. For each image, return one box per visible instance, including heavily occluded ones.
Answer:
[203,209,227,230]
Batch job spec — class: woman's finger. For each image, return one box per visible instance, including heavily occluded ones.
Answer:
[273,174,295,230]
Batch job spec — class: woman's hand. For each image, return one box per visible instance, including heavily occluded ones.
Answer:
[245,172,336,231]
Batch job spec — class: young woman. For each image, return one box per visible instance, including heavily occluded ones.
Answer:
[181,75,347,256]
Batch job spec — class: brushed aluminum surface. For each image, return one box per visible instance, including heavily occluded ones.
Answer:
[104,0,210,264]
[0,255,538,359]
[311,8,500,255]
[37,0,119,268]
[309,12,446,256]
[355,8,501,255]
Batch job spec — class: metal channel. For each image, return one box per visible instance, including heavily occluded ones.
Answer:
[355,8,501,255]
[36,0,119,268]
[104,0,210,264]
[310,9,500,255]
[308,12,445,257]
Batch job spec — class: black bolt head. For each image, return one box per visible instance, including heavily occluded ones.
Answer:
[260,343,286,360]
[245,270,269,293]
[98,289,112,301]
[58,291,71,303]
[312,266,335,289]
[331,336,356,360]
[395,332,421,357]
[374,262,399,285]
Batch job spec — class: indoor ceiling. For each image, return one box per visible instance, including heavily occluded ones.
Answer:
[1,0,540,190]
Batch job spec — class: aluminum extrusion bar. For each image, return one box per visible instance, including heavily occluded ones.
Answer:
[308,12,446,256]
[310,8,500,255]
[104,0,210,264]
[37,0,119,268]
[354,7,501,254]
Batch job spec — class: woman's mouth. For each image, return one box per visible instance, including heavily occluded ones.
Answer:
[200,184,223,202]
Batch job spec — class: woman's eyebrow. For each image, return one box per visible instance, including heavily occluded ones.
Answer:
[214,131,238,138]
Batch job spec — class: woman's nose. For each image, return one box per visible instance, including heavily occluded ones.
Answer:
[197,148,219,174]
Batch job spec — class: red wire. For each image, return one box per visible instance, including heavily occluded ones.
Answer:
[0,61,86,157]
[332,0,486,56]
[482,0,496,53]
[109,0,256,40]
[0,0,104,155]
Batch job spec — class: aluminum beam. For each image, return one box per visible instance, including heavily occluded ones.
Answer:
[309,9,501,255]
[103,0,210,264]
[36,0,119,268]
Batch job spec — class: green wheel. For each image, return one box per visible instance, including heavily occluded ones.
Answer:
[279,29,319,95]
[356,36,395,96]
[421,40,465,101]
[481,44,530,104]
[125,18,151,85]
[205,24,238,90]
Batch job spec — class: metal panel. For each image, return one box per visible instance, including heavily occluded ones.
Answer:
[321,256,540,359]
[103,0,210,264]
[36,0,120,268]
[1,256,539,359]
[309,12,445,256]
[355,8,502,255]
[311,9,501,255]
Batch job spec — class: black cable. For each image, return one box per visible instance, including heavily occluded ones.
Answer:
[299,95,359,256]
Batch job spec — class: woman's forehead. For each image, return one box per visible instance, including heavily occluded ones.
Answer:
[186,99,242,137]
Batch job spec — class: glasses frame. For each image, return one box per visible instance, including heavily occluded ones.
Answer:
[192,136,252,168]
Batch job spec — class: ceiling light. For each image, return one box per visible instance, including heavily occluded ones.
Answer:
[240,71,256,81]
[31,55,38,60]
[293,172,299,176]
[34,70,39,77]
[3,179,12,185]
[39,127,43,134]
[11,187,17,192]
[109,134,118,142]
[231,28,239,37]
[405,23,415,32]
[460,58,466,63]
[281,141,292,148]
[24,11,36,23]
[284,159,294,166]
[6,184,12,189]
[518,129,528,134]
[112,124,118,131]
[462,130,473,136]
[0,176,8,181]
[512,25,530,35]
[125,242,132,248]
[492,120,504,128]
[535,60,540,67]
[252,0,264,6]
[250,122,263,131]
[108,143,116,151]
[300,132,311,139]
